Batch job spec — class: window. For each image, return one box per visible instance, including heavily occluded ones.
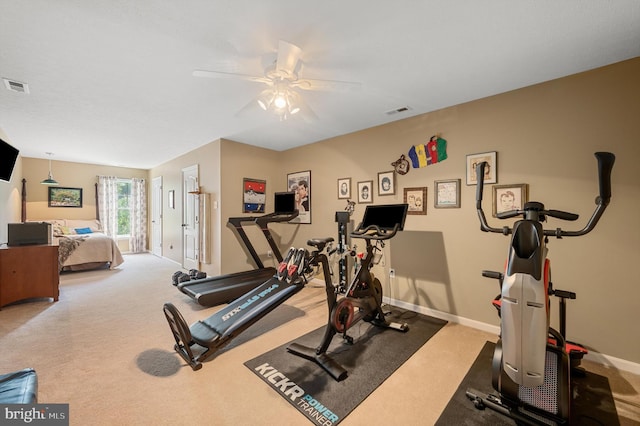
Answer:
[117,179,132,237]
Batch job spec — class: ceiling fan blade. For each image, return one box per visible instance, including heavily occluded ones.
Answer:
[276,40,302,77]
[193,69,270,84]
[292,77,362,92]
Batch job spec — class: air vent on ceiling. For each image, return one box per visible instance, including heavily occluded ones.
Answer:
[385,106,411,116]
[3,78,30,94]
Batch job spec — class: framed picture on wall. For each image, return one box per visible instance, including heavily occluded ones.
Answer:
[492,183,529,217]
[357,180,373,203]
[466,151,497,185]
[48,187,83,208]
[337,177,351,199]
[243,178,266,213]
[377,171,395,196]
[434,179,461,208]
[287,170,311,224]
[404,187,427,215]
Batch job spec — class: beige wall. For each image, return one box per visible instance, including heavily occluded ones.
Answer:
[149,140,223,274]
[21,158,148,220]
[151,58,639,364]
[149,139,283,276]
[20,157,148,252]
[277,58,640,364]
[4,58,639,365]
[219,139,284,273]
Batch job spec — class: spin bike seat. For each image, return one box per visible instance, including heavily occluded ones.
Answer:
[307,237,334,252]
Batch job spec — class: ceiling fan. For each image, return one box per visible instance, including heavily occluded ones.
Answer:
[193,40,361,120]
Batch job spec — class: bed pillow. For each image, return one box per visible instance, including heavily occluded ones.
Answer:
[75,227,93,234]
[52,223,64,237]
[60,226,75,235]
[66,219,102,232]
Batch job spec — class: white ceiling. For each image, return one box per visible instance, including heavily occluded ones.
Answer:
[1,1,639,169]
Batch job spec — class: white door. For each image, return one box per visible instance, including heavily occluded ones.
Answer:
[182,165,199,270]
[151,176,163,257]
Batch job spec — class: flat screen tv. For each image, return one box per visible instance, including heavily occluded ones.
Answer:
[274,192,296,214]
[0,138,19,182]
[361,204,409,231]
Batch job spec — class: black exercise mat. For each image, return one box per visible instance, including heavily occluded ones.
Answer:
[436,341,620,425]
[244,307,447,425]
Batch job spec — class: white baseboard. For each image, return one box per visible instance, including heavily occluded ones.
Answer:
[159,255,183,267]
[583,351,640,375]
[384,296,640,376]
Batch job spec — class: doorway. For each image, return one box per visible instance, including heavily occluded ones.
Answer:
[182,165,199,270]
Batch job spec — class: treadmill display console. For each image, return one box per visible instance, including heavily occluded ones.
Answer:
[274,192,296,214]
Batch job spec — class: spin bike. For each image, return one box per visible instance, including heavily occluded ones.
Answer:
[287,204,409,381]
[466,152,615,425]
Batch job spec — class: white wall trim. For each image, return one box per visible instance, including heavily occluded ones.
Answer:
[384,296,640,375]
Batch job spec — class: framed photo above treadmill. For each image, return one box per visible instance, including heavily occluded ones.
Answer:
[243,178,266,213]
[287,170,311,224]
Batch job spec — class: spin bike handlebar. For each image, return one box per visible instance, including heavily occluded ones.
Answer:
[475,151,615,238]
[351,224,401,241]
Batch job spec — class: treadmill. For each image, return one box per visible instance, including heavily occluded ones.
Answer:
[177,192,298,306]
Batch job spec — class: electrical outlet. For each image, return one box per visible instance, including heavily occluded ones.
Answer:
[389,268,395,278]
[267,250,273,258]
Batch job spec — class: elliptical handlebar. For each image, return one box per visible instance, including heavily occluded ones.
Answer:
[351,223,401,241]
[475,151,615,238]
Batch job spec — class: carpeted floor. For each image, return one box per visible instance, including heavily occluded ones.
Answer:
[0,253,638,425]
[244,309,447,424]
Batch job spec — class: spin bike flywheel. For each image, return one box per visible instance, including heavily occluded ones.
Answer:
[331,298,355,333]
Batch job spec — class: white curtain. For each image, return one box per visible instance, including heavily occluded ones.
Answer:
[129,178,147,253]
[98,176,147,253]
[97,175,119,238]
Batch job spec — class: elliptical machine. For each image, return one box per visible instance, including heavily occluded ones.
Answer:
[287,204,409,381]
[466,152,615,425]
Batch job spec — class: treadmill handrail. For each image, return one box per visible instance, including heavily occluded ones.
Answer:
[254,211,299,263]
[227,211,299,265]
[227,215,266,269]
[253,210,299,224]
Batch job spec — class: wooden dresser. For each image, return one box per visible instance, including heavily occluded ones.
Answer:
[0,245,59,309]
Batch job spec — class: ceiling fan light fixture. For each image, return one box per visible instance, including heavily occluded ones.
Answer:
[257,82,303,119]
[287,92,301,115]
[257,90,274,110]
[273,93,287,109]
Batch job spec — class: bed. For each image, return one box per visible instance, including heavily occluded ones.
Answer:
[45,219,124,272]
[20,181,124,272]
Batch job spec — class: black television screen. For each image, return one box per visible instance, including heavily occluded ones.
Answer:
[361,204,408,231]
[274,192,296,214]
[0,138,19,182]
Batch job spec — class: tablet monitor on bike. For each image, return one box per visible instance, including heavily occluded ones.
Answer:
[360,204,408,231]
